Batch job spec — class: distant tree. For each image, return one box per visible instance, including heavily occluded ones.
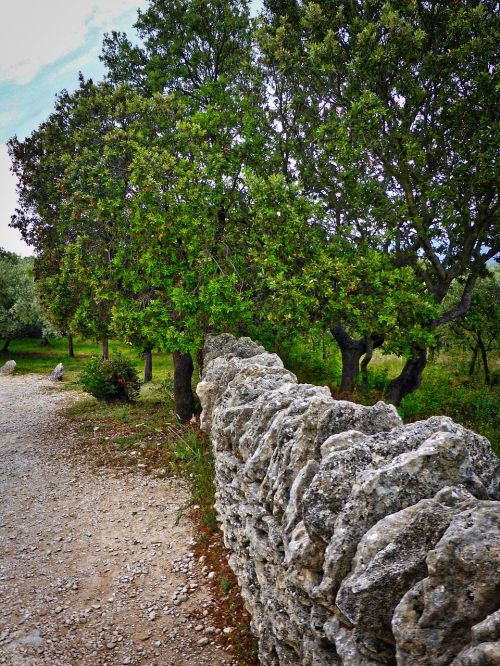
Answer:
[9,80,125,361]
[444,273,499,384]
[0,253,49,352]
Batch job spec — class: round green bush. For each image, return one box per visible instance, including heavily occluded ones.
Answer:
[79,355,140,402]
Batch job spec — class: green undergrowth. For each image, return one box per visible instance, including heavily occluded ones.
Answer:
[398,368,499,456]
[282,339,499,457]
[279,333,342,386]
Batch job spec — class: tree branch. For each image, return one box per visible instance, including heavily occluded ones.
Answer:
[431,274,476,328]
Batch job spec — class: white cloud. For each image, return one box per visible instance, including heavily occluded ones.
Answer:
[0,144,30,256]
[0,0,146,85]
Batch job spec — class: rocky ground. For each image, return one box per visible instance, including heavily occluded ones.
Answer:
[0,374,236,666]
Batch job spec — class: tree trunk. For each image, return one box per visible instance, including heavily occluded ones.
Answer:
[332,326,366,392]
[2,339,10,353]
[173,351,195,422]
[478,333,490,385]
[468,345,479,376]
[385,348,427,407]
[101,339,109,360]
[40,336,50,346]
[361,336,374,386]
[68,333,74,358]
[144,346,153,383]
[332,326,383,392]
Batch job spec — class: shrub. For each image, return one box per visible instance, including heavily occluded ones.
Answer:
[79,355,140,402]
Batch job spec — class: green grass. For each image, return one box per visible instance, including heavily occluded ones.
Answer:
[281,339,499,457]
[0,336,174,384]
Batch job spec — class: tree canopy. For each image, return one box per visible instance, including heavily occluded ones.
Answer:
[8,0,499,413]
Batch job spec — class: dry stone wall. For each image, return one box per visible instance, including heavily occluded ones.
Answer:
[197,334,500,665]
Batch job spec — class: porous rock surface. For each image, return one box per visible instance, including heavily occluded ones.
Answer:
[197,334,500,666]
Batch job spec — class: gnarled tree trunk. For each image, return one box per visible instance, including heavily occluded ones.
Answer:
[101,339,109,360]
[173,351,195,422]
[144,346,153,383]
[2,339,10,353]
[468,345,479,376]
[332,326,383,392]
[361,335,374,386]
[332,326,366,392]
[385,348,427,407]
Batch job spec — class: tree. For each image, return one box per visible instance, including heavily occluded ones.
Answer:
[247,172,436,391]
[101,0,264,418]
[8,81,114,358]
[259,0,499,404]
[445,272,499,384]
[107,91,256,418]
[0,252,49,351]
[102,0,254,102]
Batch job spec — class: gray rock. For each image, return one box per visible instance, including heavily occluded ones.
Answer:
[324,617,380,666]
[0,360,16,375]
[393,502,500,665]
[201,333,266,370]
[48,362,64,381]
[451,642,500,665]
[451,609,500,665]
[315,400,402,443]
[336,490,477,650]
[302,437,373,544]
[469,609,500,644]
[317,433,487,599]
[198,352,290,434]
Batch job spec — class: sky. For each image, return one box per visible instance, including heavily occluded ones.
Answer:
[0,0,148,256]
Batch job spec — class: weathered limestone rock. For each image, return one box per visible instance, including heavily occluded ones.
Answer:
[0,360,16,375]
[48,363,64,381]
[197,334,500,666]
[451,642,500,665]
[336,488,477,651]
[317,433,487,599]
[393,502,500,665]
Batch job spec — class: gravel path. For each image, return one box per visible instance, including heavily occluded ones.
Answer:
[0,375,233,666]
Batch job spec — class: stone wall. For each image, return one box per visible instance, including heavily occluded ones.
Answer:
[197,334,500,665]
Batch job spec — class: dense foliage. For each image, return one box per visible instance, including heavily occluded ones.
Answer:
[0,250,55,351]
[79,355,141,402]
[7,0,499,417]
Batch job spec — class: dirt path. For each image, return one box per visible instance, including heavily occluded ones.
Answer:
[0,375,233,666]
